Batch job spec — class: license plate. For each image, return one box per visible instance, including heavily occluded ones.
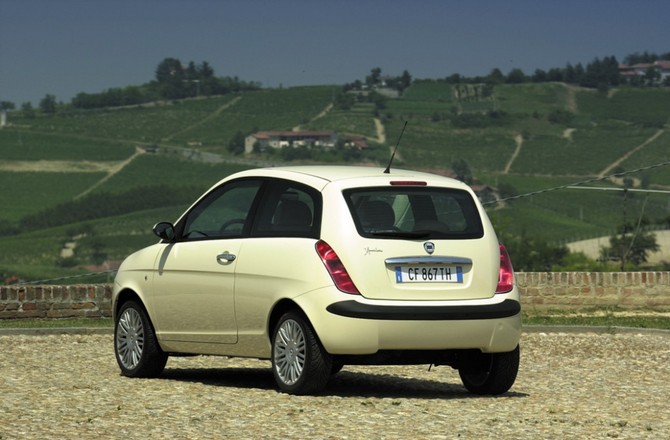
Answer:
[395,265,463,283]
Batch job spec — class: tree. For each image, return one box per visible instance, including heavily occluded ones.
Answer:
[227,131,246,155]
[624,51,658,65]
[185,61,198,80]
[546,67,563,82]
[495,229,569,271]
[155,57,184,83]
[573,63,585,84]
[198,61,214,78]
[368,91,387,111]
[531,69,547,83]
[399,70,412,91]
[445,73,462,84]
[497,182,518,200]
[487,68,505,85]
[334,91,355,110]
[644,66,661,86]
[90,240,108,265]
[281,144,311,161]
[563,63,577,83]
[603,56,620,86]
[600,224,660,268]
[155,57,188,99]
[0,101,15,111]
[547,109,573,124]
[21,102,35,118]
[506,68,526,84]
[451,158,473,184]
[0,219,19,236]
[39,94,57,114]
[366,67,382,87]
[580,56,620,90]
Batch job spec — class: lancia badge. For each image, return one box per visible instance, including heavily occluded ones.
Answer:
[423,242,435,255]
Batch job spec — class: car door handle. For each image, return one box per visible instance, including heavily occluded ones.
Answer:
[216,252,236,264]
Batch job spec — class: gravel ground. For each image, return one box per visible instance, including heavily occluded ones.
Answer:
[1,331,669,439]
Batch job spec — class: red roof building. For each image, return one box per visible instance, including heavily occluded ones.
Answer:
[618,60,670,82]
[245,130,336,153]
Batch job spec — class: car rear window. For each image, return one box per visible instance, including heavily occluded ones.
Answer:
[344,187,484,240]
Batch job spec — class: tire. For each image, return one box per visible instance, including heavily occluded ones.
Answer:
[458,345,520,395]
[331,360,344,376]
[271,311,332,395]
[114,300,168,378]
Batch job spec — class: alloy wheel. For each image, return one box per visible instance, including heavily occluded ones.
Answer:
[116,307,145,370]
[273,319,306,386]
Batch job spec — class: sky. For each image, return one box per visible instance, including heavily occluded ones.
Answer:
[1,0,669,105]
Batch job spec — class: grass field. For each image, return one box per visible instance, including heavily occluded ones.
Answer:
[496,83,571,115]
[577,87,670,127]
[1,82,669,281]
[92,154,249,194]
[0,172,107,221]
[0,130,134,160]
[508,125,658,175]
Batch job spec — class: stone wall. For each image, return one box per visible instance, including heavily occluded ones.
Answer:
[0,272,669,320]
[516,271,670,313]
[0,284,112,319]
[516,272,670,313]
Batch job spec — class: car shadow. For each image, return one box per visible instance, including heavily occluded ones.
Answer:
[159,367,528,400]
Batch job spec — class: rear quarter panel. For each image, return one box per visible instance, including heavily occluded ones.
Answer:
[233,237,334,341]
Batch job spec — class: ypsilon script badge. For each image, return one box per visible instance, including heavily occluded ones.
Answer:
[423,242,435,255]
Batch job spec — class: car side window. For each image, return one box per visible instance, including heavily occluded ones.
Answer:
[182,179,262,240]
[251,180,321,238]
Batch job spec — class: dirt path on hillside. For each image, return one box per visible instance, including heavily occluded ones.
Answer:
[374,118,386,144]
[503,133,523,174]
[563,128,576,142]
[598,129,665,177]
[0,160,119,173]
[292,103,334,131]
[74,146,145,199]
[564,84,578,113]
[374,118,403,162]
[163,96,242,142]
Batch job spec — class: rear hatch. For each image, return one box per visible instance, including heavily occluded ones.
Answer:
[337,184,499,301]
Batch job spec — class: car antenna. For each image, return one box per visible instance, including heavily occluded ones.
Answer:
[383,120,408,174]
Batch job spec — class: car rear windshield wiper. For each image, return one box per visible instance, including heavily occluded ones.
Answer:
[371,230,431,239]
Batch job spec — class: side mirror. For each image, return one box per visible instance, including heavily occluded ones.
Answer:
[153,222,176,241]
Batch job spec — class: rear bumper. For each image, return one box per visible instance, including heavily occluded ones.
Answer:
[326,298,520,321]
[297,287,522,356]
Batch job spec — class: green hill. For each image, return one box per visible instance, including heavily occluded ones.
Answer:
[1,82,669,282]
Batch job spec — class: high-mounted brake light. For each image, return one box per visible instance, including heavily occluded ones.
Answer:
[496,243,515,294]
[390,181,427,186]
[315,240,360,295]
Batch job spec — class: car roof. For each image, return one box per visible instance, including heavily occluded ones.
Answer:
[228,165,465,187]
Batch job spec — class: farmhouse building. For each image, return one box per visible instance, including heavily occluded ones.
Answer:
[244,130,336,153]
[619,60,670,82]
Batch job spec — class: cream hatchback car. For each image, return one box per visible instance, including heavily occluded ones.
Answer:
[113,166,521,395]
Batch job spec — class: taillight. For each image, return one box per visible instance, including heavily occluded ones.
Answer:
[496,243,515,294]
[315,240,360,295]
